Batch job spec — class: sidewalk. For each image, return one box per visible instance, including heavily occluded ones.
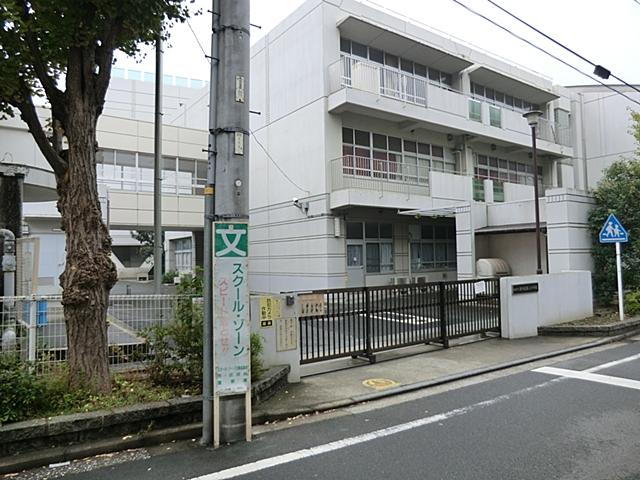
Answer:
[253,334,630,421]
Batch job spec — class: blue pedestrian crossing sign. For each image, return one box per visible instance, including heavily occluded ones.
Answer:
[599,214,628,243]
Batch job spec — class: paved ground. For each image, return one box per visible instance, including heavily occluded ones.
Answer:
[256,334,606,418]
[12,334,640,480]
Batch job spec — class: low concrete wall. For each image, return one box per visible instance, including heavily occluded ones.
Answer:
[500,271,593,339]
[250,294,301,382]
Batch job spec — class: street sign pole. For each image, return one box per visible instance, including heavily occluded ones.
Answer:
[598,213,628,322]
[616,242,624,321]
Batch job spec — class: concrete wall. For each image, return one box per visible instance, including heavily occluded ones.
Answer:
[546,188,594,273]
[568,86,640,189]
[500,271,593,338]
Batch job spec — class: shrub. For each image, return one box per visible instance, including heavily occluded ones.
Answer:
[625,290,640,316]
[144,268,265,386]
[0,356,44,425]
[162,270,179,284]
[250,333,264,381]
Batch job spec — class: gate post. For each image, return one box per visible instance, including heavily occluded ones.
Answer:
[439,282,449,349]
[364,287,375,363]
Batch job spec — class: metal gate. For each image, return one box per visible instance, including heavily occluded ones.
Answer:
[299,278,500,364]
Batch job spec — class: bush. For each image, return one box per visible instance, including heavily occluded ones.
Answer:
[0,356,43,425]
[625,290,640,316]
[162,270,179,284]
[144,268,264,387]
[588,160,640,304]
[250,333,264,381]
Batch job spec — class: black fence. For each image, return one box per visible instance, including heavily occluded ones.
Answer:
[299,278,500,364]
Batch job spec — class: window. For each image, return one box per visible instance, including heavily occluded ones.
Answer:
[410,222,456,271]
[489,105,502,128]
[364,222,393,273]
[340,37,351,53]
[369,47,384,64]
[474,153,541,187]
[351,41,367,58]
[469,99,482,122]
[174,237,193,273]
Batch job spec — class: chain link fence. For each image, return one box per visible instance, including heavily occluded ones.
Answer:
[0,294,196,373]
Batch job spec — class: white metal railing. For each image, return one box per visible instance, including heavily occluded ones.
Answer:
[330,55,429,106]
[330,155,465,195]
[0,294,195,373]
[536,117,572,147]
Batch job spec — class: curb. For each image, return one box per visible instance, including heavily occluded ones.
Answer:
[538,317,640,336]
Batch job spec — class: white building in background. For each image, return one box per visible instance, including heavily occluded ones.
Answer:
[1,0,638,296]
[247,0,637,293]
[1,71,209,295]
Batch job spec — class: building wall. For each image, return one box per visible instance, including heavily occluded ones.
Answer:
[567,85,640,189]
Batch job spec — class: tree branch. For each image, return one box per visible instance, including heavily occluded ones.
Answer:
[16,92,68,178]
[19,0,67,127]
[95,20,123,110]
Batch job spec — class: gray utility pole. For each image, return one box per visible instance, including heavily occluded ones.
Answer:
[154,34,164,293]
[202,0,220,447]
[214,0,250,443]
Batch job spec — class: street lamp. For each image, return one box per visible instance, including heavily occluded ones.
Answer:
[522,110,544,275]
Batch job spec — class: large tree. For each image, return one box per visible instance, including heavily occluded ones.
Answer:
[0,1,189,392]
[588,114,640,304]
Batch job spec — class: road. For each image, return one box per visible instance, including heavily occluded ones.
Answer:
[13,340,640,480]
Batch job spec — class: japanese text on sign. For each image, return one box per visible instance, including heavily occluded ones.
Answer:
[298,294,326,317]
[214,223,250,395]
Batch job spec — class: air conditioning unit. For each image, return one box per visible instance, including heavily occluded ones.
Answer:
[416,276,427,284]
[391,276,408,285]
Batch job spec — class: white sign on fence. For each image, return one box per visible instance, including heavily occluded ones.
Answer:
[213,222,251,395]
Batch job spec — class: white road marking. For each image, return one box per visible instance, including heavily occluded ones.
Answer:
[534,366,640,391]
[586,352,640,373]
[191,379,556,480]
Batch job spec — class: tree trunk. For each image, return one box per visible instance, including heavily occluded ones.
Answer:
[58,99,116,393]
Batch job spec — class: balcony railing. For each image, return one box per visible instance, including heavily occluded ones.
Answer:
[330,155,465,196]
[330,55,438,107]
[330,55,574,149]
[536,117,572,147]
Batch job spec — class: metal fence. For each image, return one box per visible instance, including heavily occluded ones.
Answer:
[299,278,500,364]
[0,294,195,373]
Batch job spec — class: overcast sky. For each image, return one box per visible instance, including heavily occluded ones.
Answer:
[113,0,640,87]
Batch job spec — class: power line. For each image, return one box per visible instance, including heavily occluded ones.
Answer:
[249,128,310,195]
[450,0,640,108]
[484,0,640,95]
[186,18,210,63]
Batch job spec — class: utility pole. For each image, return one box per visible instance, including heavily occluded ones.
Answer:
[211,0,251,446]
[153,34,164,293]
[201,0,220,447]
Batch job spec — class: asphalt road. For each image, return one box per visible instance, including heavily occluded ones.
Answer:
[16,340,640,480]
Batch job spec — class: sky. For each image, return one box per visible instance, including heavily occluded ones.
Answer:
[113,0,640,87]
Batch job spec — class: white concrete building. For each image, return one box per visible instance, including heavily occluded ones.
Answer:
[247,0,633,294]
[0,72,208,294]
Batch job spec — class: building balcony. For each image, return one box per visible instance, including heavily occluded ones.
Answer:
[328,155,473,210]
[328,55,573,156]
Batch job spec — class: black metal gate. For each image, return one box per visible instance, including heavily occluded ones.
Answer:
[299,278,500,364]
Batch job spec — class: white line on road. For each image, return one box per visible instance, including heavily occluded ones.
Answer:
[586,352,640,373]
[533,366,640,391]
[191,379,557,480]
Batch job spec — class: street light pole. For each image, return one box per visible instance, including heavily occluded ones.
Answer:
[523,110,543,275]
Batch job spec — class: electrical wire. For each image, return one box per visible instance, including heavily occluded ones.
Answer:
[451,0,640,108]
[249,128,310,195]
[484,0,640,95]
[186,18,210,63]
